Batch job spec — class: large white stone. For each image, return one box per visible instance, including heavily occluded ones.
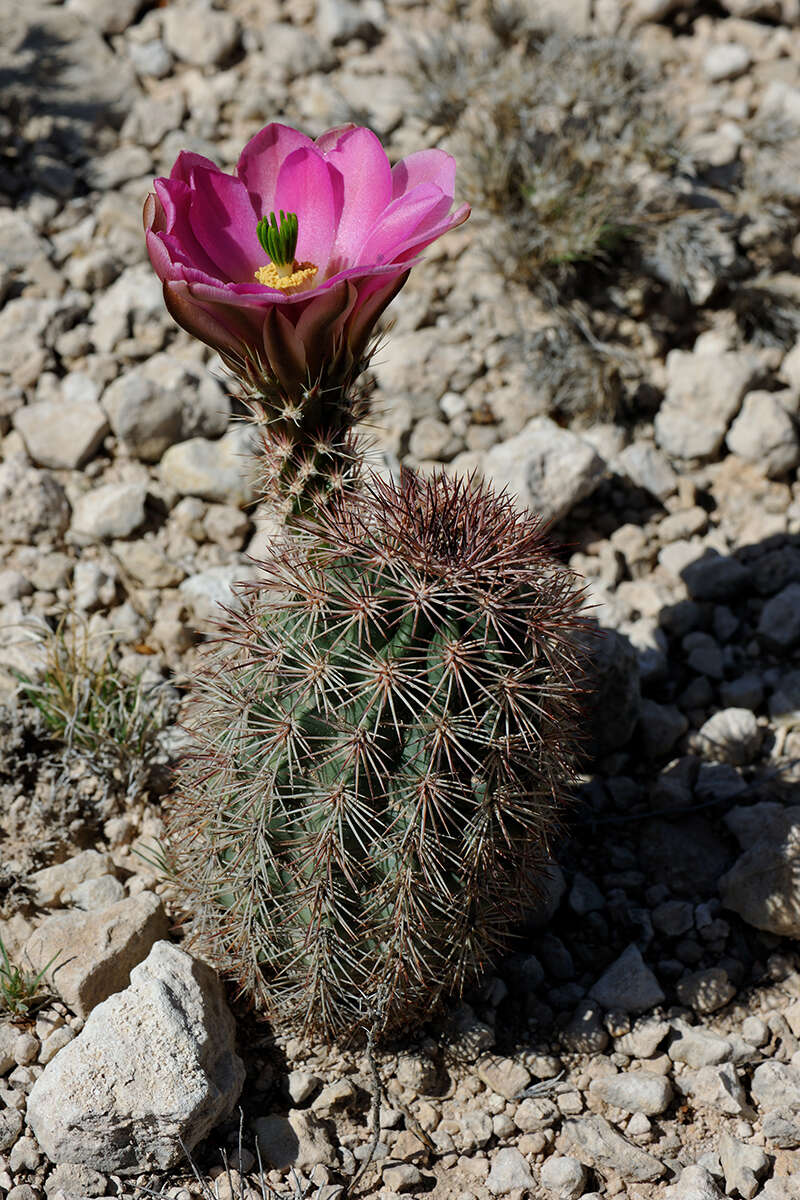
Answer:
[27,941,245,1172]
[14,396,109,469]
[71,481,148,541]
[655,349,759,460]
[719,807,800,937]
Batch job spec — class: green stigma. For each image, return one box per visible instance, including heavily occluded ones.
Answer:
[257,210,299,276]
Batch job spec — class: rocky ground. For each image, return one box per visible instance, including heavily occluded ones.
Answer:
[1,0,800,1197]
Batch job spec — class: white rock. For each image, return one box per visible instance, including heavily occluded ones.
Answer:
[27,942,244,1172]
[664,1164,724,1200]
[696,708,762,766]
[0,458,70,545]
[179,564,258,621]
[253,1110,336,1171]
[162,4,240,65]
[71,481,148,541]
[726,391,800,478]
[559,1114,664,1181]
[483,416,605,524]
[590,944,665,1013]
[616,442,678,500]
[590,1071,672,1115]
[719,1132,768,1199]
[160,426,256,506]
[688,1063,748,1115]
[29,849,113,906]
[655,349,759,460]
[719,806,800,937]
[703,44,751,82]
[0,210,48,270]
[486,1147,536,1194]
[540,1154,586,1199]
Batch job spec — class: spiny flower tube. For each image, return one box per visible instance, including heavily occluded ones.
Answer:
[144,123,469,513]
[165,469,587,1041]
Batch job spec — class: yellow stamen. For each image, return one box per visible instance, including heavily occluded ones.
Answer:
[255,261,318,291]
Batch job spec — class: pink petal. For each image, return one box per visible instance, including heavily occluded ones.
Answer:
[152,178,223,280]
[314,124,359,155]
[356,183,448,265]
[188,166,262,283]
[321,126,392,270]
[170,150,223,185]
[391,149,456,201]
[274,147,336,272]
[389,202,471,262]
[237,123,315,219]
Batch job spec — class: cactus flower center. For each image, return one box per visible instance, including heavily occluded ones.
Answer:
[255,210,318,292]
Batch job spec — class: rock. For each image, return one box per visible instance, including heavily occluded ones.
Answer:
[86,145,152,190]
[396,1052,438,1094]
[23,892,169,1018]
[540,1154,586,1199]
[696,709,762,766]
[582,628,641,754]
[486,1147,536,1194]
[559,1115,664,1181]
[0,458,70,544]
[664,1165,724,1200]
[27,942,244,1172]
[719,1132,768,1200]
[160,426,256,505]
[616,442,678,501]
[676,966,736,1017]
[668,1021,732,1067]
[482,416,605,525]
[179,564,257,621]
[0,1109,23,1152]
[162,4,240,65]
[615,1019,670,1059]
[762,1111,800,1148]
[563,1001,610,1054]
[13,392,108,470]
[287,1070,319,1104]
[382,1163,422,1192]
[751,1061,800,1113]
[590,944,665,1013]
[758,583,800,652]
[639,700,688,758]
[682,550,750,602]
[590,1071,673,1115]
[39,1026,75,1065]
[71,481,148,542]
[316,0,384,44]
[655,349,759,461]
[312,1078,356,1118]
[726,392,800,478]
[653,900,694,937]
[253,1110,336,1171]
[568,873,605,915]
[0,210,48,270]
[43,1163,106,1197]
[477,1056,531,1100]
[90,264,164,355]
[719,807,800,937]
[688,1063,748,1116]
[68,875,126,911]
[29,849,114,906]
[703,43,751,82]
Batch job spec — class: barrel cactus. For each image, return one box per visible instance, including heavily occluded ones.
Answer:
[167,469,586,1040]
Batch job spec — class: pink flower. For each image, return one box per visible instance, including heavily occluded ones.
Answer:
[144,123,469,394]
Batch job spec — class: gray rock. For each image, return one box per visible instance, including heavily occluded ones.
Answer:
[90,264,164,355]
[582,628,641,754]
[0,458,70,545]
[0,1108,23,1152]
[540,1154,586,1199]
[719,1132,768,1200]
[719,806,800,937]
[615,1018,670,1059]
[382,1163,422,1192]
[85,145,152,190]
[664,1165,724,1200]
[486,1147,536,1195]
[253,1110,336,1171]
[568,873,605,915]
[287,1070,319,1104]
[616,442,678,500]
[559,1114,664,1182]
[726,390,800,478]
[160,426,256,505]
[590,944,665,1014]
[590,1071,672,1115]
[477,1056,531,1100]
[758,583,800,652]
[762,1111,800,1148]
[652,900,694,937]
[68,875,126,911]
[639,700,688,759]
[682,550,750,601]
[179,564,258,621]
[316,0,384,44]
[688,1063,748,1115]
[129,37,173,78]
[696,708,762,766]
[9,1137,41,1173]
[751,1061,800,1113]
[29,849,113,906]
[71,481,148,542]
[0,210,48,270]
[23,892,169,1018]
[14,396,109,470]
[27,942,244,1173]
[676,968,736,1014]
[483,416,605,525]
[655,349,758,460]
[66,0,143,34]
[703,43,751,82]
[668,1020,732,1067]
[42,1163,106,1197]
[563,1000,609,1053]
[162,4,240,65]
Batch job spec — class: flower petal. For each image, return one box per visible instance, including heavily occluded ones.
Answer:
[295,280,357,379]
[356,183,448,265]
[151,178,225,280]
[319,127,393,269]
[237,123,315,219]
[391,149,456,201]
[163,280,259,359]
[274,147,337,272]
[170,150,223,185]
[188,166,262,283]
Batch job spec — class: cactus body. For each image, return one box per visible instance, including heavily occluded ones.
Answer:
[168,470,586,1040]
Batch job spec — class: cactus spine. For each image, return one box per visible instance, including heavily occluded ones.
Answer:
[167,469,586,1040]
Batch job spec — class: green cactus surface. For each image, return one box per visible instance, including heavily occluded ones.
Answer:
[167,469,586,1041]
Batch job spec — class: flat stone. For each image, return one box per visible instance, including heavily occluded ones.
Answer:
[27,942,244,1173]
[477,1056,531,1100]
[559,1114,664,1181]
[726,391,800,478]
[655,349,758,460]
[703,43,751,82]
[688,1063,748,1115]
[719,807,800,937]
[616,442,678,500]
[696,708,762,766]
[29,849,114,906]
[590,944,665,1013]
[751,1061,800,1113]
[719,1131,768,1200]
[590,1071,672,1115]
[71,481,148,542]
[668,1020,732,1067]
[483,416,605,525]
[23,892,169,1017]
[486,1147,536,1195]
[253,1110,336,1171]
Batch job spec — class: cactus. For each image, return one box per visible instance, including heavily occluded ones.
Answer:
[167,468,586,1041]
